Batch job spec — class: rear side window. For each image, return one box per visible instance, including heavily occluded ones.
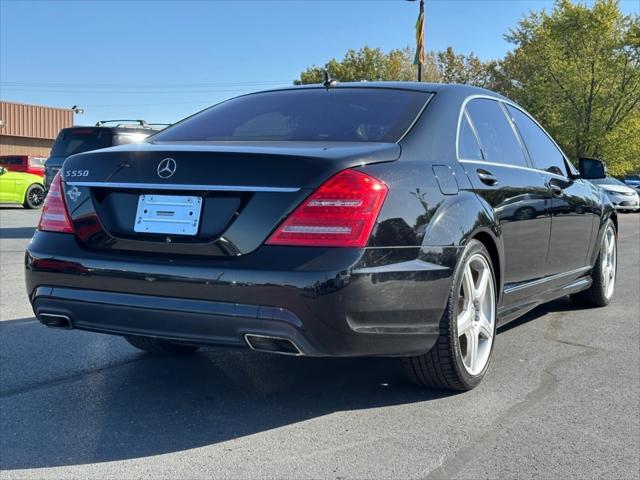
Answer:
[152,88,431,143]
[458,112,483,160]
[465,99,527,167]
[506,105,567,177]
[51,129,113,157]
[0,156,26,166]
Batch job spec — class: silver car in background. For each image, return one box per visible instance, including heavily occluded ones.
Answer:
[590,176,640,212]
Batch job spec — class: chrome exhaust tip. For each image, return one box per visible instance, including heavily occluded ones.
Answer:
[244,334,303,356]
[39,313,72,329]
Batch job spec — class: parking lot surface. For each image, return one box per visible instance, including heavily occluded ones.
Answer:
[1,207,639,480]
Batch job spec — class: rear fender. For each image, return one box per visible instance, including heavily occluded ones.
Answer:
[422,193,504,302]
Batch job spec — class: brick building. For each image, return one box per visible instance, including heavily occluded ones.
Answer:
[0,101,74,157]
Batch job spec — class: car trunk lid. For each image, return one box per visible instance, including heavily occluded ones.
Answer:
[61,142,400,256]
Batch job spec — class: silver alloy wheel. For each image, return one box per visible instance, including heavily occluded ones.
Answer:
[602,225,617,300]
[457,253,496,376]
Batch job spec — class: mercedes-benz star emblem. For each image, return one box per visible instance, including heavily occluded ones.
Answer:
[157,158,177,178]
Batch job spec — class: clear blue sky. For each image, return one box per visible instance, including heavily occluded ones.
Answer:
[1,0,638,126]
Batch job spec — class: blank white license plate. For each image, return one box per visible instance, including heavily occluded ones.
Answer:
[134,194,203,236]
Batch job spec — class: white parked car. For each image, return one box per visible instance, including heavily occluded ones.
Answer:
[590,176,640,212]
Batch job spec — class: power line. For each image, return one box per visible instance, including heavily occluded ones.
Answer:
[83,100,218,107]
[0,86,290,94]
[0,80,293,89]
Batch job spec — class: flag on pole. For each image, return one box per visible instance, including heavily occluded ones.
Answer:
[413,9,425,65]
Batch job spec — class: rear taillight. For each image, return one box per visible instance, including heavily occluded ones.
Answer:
[266,169,388,248]
[38,172,74,233]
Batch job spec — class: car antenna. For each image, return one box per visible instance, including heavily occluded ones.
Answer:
[323,70,337,90]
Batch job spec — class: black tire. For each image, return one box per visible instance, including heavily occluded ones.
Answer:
[570,219,617,307]
[404,240,497,391]
[23,184,45,209]
[124,336,200,355]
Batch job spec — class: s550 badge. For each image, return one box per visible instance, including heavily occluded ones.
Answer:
[65,169,90,178]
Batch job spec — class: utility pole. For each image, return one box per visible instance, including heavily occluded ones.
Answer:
[407,0,425,82]
[417,0,424,82]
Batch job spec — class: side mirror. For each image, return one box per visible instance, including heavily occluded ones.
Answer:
[578,157,606,180]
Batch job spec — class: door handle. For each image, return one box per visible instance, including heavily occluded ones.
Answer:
[548,181,563,196]
[476,169,498,186]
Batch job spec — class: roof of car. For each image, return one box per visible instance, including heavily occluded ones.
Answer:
[60,125,156,134]
[264,81,508,100]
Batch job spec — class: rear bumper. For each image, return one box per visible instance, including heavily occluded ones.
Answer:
[25,231,461,357]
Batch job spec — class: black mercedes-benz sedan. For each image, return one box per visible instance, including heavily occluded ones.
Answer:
[25,83,617,391]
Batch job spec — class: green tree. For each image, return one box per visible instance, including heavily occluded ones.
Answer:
[600,110,640,176]
[497,0,639,172]
[296,46,441,84]
[436,47,497,88]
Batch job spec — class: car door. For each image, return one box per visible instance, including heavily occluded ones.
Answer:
[505,105,598,278]
[0,169,17,203]
[460,98,551,297]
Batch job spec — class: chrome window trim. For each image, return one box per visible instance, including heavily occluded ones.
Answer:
[456,95,530,169]
[460,109,485,161]
[458,159,570,181]
[455,94,577,178]
[497,100,533,168]
[503,103,575,178]
[503,266,591,294]
[65,181,301,193]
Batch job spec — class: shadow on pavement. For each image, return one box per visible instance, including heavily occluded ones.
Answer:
[0,227,36,239]
[0,294,598,470]
[0,317,452,470]
[498,296,591,333]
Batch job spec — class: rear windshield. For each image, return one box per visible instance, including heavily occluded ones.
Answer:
[151,88,430,143]
[51,128,113,157]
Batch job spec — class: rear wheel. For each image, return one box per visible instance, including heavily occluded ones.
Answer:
[124,336,200,355]
[23,184,45,209]
[570,220,617,307]
[404,240,497,391]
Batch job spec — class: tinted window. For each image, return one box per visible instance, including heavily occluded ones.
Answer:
[0,156,25,165]
[465,99,527,167]
[507,105,567,176]
[51,129,113,157]
[458,112,483,160]
[152,88,431,143]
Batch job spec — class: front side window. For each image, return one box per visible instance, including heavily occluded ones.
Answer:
[506,105,567,176]
[458,112,483,160]
[151,88,431,143]
[465,99,527,167]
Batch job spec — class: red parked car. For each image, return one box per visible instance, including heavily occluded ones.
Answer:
[0,155,46,177]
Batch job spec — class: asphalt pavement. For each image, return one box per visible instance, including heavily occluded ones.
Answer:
[1,206,638,480]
